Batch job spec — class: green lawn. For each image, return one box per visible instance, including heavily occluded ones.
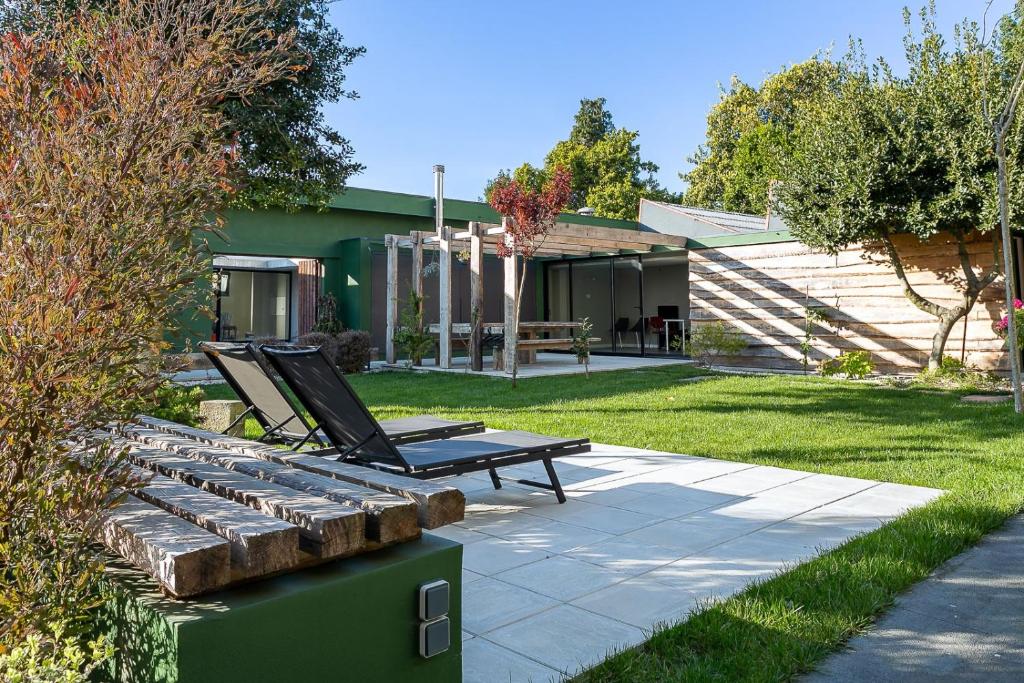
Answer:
[202,366,1024,681]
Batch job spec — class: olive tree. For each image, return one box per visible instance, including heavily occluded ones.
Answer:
[0,0,291,676]
[776,8,1016,370]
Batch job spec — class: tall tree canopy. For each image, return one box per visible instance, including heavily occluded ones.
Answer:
[1,0,364,211]
[682,59,837,214]
[487,98,677,220]
[775,6,1024,368]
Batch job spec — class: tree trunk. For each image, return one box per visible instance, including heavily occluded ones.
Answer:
[929,309,966,370]
[996,137,1024,412]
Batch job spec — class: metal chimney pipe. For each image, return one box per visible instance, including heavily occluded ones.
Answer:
[433,164,445,236]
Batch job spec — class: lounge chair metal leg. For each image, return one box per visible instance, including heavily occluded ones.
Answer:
[542,458,566,504]
[488,468,502,490]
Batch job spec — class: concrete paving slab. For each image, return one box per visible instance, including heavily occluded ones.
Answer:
[485,604,646,677]
[440,441,941,682]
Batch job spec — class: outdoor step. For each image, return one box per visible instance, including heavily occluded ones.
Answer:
[131,467,301,578]
[99,495,231,598]
[124,426,420,545]
[125,442,365,559]
[136,415,465,529]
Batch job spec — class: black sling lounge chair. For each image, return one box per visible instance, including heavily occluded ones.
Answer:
[260,345,590,503]
[200,342,484,447]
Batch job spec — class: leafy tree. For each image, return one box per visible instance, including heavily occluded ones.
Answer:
[0,0,364,211]
[0,0,291,676]
[683,59,837,214]
[775,7,1016,370]
[487,98,676,220]
[490,167,573,385]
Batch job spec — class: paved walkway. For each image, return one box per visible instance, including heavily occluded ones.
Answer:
[426,444,942,682]
[804,515,1024,682]
[374,352,689,379]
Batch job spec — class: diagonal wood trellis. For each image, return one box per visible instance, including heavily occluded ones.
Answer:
[384,220,687,373]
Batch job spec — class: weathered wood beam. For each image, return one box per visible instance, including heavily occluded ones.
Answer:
[439,225,452,369]
[126,442,365,558]
[385,235,399,365]
[100,495,231,598]
[411,231,424,306]
[470,222,484,372]
[134,416,466,529]
[125,427,419,545]
[132,468,300,578]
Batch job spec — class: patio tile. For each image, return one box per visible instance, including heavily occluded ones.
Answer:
[686,465,814,497]
[564,537,688,573]
[566,486,648,507]
[571,575,703,629]
[486,604,646,676]
[462,537,551,576]
[427,525,490,545]
[491,517,613,554]
[618,515,757,554]
[522,499,661,535]
[462,637,560,683]
[463,569,485,585]
[648,551,788,594]
[462,578,560,635]
[495,555,632,602]
[611,491,720,519]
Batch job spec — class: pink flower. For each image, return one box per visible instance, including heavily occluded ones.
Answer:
[1016,299,1024,310]
[997,316,1009,331]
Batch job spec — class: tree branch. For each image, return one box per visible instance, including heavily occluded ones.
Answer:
[879,229,948,318]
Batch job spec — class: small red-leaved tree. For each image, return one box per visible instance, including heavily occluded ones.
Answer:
[489,166,572,385]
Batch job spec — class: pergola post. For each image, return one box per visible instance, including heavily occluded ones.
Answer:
[384,234,398,365]
[469,222,484,371]
[502,218,517,375]
[411,232,424,305]
[439,225,452,369]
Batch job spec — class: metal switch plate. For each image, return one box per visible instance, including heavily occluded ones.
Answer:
[419,617,450,658]
[419,580,449,621]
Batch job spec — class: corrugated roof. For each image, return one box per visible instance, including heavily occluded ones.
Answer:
[640,199,788,235]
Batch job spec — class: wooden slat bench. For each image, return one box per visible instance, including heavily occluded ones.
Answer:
[493,337,600,370]
[88,416,466,599]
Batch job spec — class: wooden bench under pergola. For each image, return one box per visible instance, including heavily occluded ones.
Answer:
[383,218,687,373]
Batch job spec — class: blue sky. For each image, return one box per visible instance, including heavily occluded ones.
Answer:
[324,0,1014,202]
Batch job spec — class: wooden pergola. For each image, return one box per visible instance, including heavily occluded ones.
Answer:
[383,219,687,373]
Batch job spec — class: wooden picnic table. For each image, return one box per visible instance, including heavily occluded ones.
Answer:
[428,321,582,366]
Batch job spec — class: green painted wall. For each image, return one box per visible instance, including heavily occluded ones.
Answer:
[170,187,645,349]
[97,534,463,683]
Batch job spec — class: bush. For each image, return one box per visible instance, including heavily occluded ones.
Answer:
[146,382,205,426]
[913,355,1004,392]
[336,330,372,373]
[298,330,372,373]
[686,321,748,368]
[312,293,343,335]
[0,1,291,677]
[298,331,340,363]
[820,351,874,379]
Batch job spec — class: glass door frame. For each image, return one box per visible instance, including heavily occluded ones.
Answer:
[212,266,294,342]
[542,254,687,358]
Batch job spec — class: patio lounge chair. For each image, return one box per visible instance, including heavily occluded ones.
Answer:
[200,342,485,447]
[260,345,591,503]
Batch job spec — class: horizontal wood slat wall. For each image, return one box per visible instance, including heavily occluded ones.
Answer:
[688,233,1008,373]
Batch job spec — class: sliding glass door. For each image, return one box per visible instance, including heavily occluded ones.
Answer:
[570,260,614,352]
[544,252,688,356]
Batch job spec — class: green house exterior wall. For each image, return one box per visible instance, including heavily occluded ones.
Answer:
[174,187,643,349]
[97,534,463,683]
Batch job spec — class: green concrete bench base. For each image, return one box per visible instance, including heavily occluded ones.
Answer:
[96,533,462,683]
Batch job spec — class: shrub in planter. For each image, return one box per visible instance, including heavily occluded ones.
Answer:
[336,330,372,373]
[298,331,340,363]
[686,321,749,368]
[913,355,1004,392]
[146,382,205,426]
[820,350,874,379]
